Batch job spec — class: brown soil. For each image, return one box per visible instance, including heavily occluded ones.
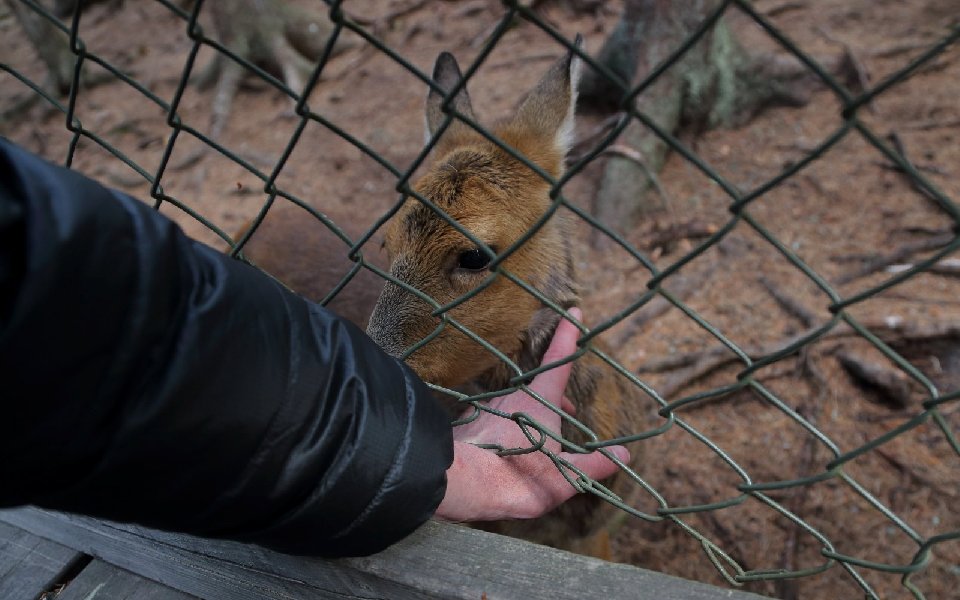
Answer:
[2,1,959,599]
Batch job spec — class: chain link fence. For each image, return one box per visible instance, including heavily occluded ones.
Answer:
[2,1,959,598]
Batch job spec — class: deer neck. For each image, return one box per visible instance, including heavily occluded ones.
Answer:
[477,254,579,391]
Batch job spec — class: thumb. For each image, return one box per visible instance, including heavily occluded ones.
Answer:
[528,308,583,403]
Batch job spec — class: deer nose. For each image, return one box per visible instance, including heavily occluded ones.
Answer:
[366,258,425,357]
[367,287,410,357]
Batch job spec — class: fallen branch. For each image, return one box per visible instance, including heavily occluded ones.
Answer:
[450,0,488,20]
[885,132,941,203]
[891,225,956,237]
[879,292,960,306]
[836,349,914,408]
[905,118,960,132]
[641,219,718,253]
[870,41,942,60]
[758,276,818,328]
[762,0,807,18]
[886,257,960,278]
[350,0,430,28]
[835,231,955,284]
[873,160,949,177]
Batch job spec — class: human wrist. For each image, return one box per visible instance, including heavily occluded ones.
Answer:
[434,442,500,522]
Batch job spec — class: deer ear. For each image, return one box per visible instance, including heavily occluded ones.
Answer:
[425,52,477,142]
[512,35,583,156]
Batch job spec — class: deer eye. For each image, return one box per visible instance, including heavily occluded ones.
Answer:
[457,248,492,271]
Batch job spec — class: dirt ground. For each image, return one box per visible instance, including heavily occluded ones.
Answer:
[3,1,959,598]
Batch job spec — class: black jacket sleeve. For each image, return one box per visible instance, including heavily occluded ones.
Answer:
[0,138,453,557]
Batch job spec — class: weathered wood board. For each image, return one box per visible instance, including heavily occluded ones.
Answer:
[56,559,198,600]
[0,519,82,600]
[1,508,772,600]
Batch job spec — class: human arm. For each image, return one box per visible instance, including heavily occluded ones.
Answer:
[0,138,452,557]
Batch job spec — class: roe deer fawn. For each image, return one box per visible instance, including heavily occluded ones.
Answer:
[366,43,645,558]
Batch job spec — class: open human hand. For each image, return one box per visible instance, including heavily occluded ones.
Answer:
[434,308,630,522]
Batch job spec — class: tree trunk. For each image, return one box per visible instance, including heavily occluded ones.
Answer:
[580,0,847,234]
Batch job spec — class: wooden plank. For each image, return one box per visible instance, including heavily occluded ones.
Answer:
[1,508,772,600]
[57,560,198,600]
[0,519,83,599]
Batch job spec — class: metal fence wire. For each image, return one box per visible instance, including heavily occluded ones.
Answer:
[3,1,959,598]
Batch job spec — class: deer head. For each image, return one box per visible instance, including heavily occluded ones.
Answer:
[367,42,582,389]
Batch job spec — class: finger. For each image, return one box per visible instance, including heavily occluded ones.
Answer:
[528,307,583,403]
[561,445,629,484]
[525,445,630,517]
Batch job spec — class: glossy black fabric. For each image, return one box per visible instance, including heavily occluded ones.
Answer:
[0,139,452,557]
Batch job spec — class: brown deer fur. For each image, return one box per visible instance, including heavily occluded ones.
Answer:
[238,202,386,328]
[366,44,645,557]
